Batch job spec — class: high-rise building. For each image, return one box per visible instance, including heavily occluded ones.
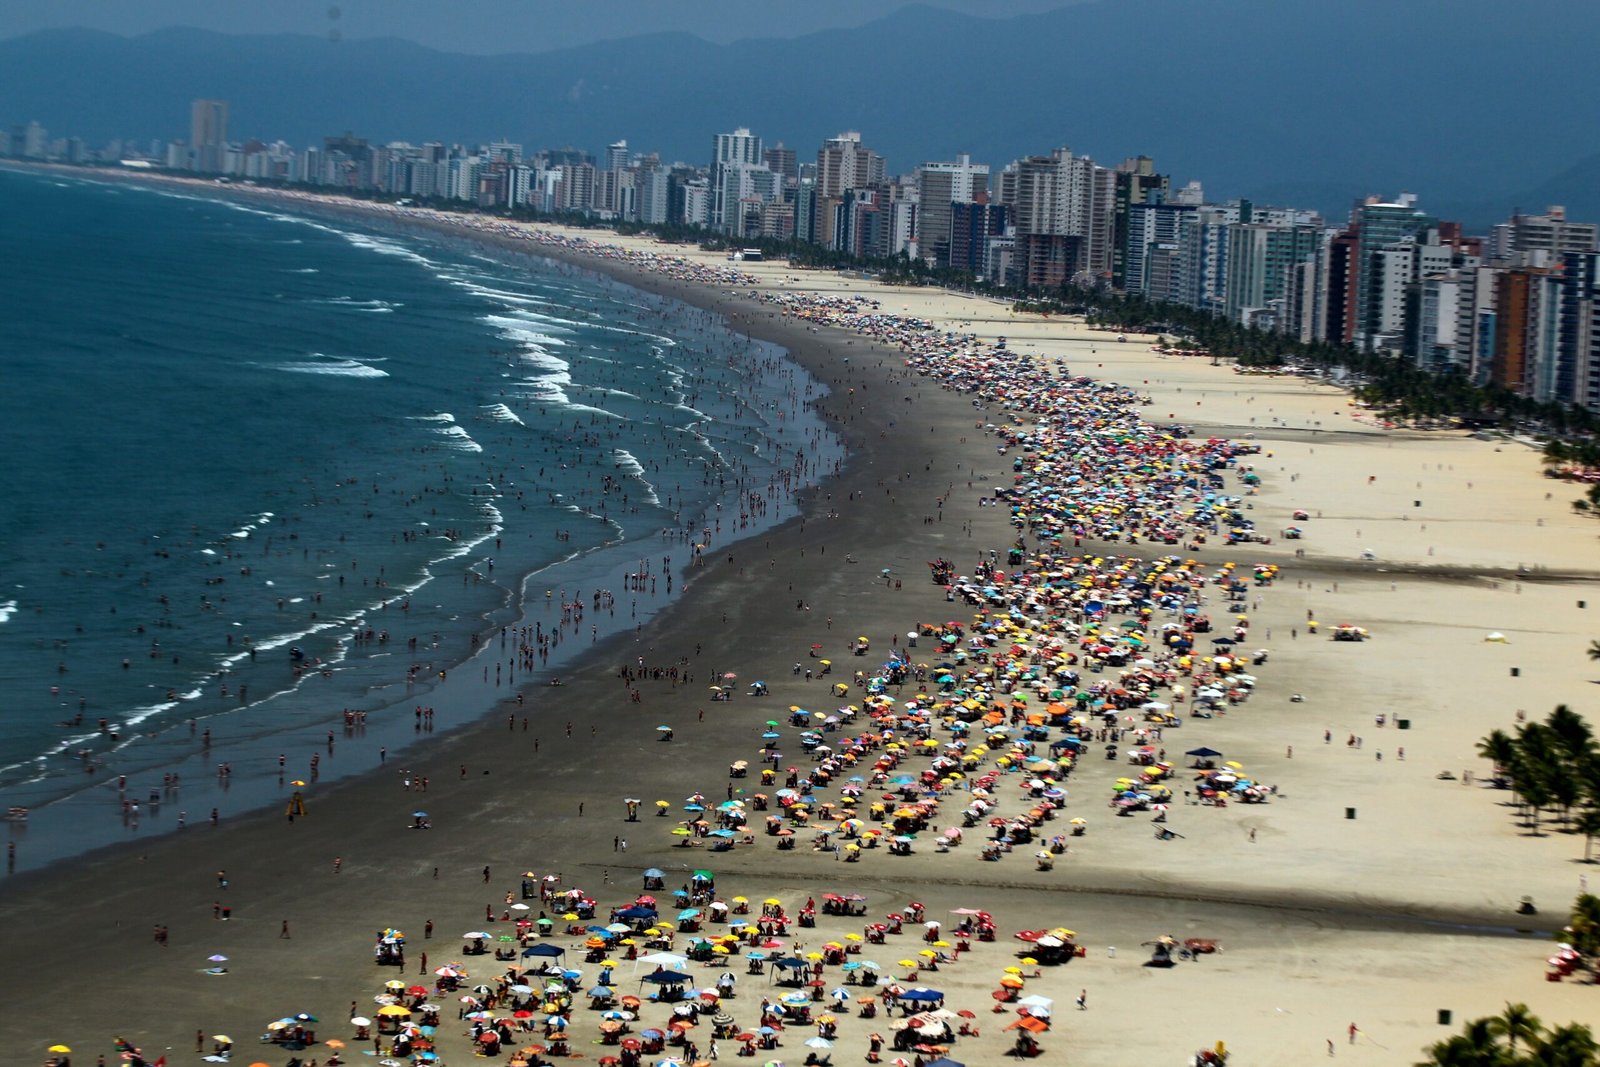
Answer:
[711,127,763,231]
[998,148,1115,288]
[1501,207,1599,263]
[1112,157,1170,289]
[815,132,886,200]
[948,202,1008,275]
[1354,194,1435,347]
[1224,222,1323,327]
[639,168,671,226]
[190,99,228,173]
[915,154,989,267]
[1559,253,1600,412]
[1124,202,1194,295]
[605,140,629,173]
[764,144,798,183]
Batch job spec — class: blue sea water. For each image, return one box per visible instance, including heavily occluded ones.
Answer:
[0,168,838,870]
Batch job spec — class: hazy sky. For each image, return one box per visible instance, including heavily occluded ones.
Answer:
[0,1,1077,54]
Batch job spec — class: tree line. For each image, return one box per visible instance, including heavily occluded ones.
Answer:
[1477,705,1600,857]
[1419,1004,1597,1066]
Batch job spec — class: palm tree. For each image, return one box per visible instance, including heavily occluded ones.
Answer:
[1588,639,1600,663]
[1576,808,1600,864]
[1529,1023,1599,1067]
[1416,1017,1507,1067]
[1478,729,1518,783]
[1545,705,1595,764]
[1491,1002,1544,1056]
[1567,893,1600,957]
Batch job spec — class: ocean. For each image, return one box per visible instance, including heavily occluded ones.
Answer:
[0,168,839,870]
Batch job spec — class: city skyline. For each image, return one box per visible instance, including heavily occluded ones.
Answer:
[0,0,1594,228]
[8,91,1599,415]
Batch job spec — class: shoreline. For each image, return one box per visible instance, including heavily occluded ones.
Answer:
[7,164,1600,1066]
[0,168,843,873]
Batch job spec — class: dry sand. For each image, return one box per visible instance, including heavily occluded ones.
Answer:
[4,180,1600,1066]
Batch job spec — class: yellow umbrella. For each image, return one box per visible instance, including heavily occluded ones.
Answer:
[48,1047,71,1055]
[1224,761,1244,770]
[844,933,863,942]
[897,959,918,968]
[563,913,581,921]
[378,1005,413,1016]
[732,896,749,903]
[1002,966,1023,975]
[762,898,782,906]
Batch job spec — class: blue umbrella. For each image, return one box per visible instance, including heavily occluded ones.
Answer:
[590,988,616,998]
[898,987,945,1002]
[644,868,665,878]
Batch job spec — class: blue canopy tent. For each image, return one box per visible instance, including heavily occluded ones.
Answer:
[522,943,566,958]
[641,970,693,985]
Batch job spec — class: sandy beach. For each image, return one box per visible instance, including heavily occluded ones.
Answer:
[6,174,1600,1067]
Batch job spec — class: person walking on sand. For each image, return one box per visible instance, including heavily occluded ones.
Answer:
[1349,1022,1358,1044]
[281,919,291,938]
[1076,989,1087,1010]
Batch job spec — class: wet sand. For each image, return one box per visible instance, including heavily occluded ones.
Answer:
[5,175,1600,1066]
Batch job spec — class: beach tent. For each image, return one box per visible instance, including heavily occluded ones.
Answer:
[641,970,693,985]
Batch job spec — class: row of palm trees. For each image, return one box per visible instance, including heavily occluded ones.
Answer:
[1477,705,1600,856]
[1418,1004,1597,1066]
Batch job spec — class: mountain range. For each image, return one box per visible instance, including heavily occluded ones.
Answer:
[2,0,1596,226]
